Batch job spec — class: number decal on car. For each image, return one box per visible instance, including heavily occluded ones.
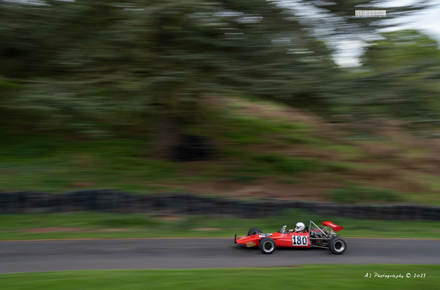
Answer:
[292,235,308,246]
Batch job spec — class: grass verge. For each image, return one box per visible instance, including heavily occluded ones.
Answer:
[0,265,437,290]
[1,210,440,240]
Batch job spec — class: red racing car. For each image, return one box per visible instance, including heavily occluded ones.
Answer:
[234,220,347,255]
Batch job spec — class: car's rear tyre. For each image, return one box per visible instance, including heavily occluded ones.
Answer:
[329,237,347,255]
[247,228,262,236]
[259,238,276,254]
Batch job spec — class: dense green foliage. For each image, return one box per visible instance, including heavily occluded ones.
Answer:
[0,0,436,153]
[339,30,440,125]
[0,0,329,152]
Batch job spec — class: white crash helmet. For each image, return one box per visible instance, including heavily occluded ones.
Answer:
[295,222,305,232]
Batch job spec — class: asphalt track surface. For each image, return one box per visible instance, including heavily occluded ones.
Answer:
[1,238,439,273]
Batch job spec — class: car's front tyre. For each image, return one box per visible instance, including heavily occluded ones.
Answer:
[259,238,276,254]
[329,237,347,255]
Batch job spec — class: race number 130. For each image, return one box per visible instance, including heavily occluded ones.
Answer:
[292,236,307,246]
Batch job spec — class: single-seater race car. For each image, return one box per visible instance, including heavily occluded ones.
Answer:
[234,220,347,255]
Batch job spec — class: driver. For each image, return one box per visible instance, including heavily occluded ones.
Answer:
[294,222,305,233]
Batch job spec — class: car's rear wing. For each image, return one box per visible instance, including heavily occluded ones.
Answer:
[322,221,343,232]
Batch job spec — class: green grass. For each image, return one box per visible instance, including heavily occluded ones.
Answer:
[278,178,298,184]
[330,184,399,203]
[404,192,440,206]
[213,107,312,144]
[0,265,438,290]
[327,144,367,158]
[0,131,182,193]
[411,174,440,192]
[325,161,360,173]
[250,154,322,174]
[1,210,440,240]
[225,153,323,178]
[395,174,440,206]
[280,133,328,146]
[220,149,323,180]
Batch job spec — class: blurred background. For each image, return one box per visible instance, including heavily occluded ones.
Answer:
[1,0,440,209]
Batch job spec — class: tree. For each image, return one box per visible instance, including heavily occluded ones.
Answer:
[340,30,440,127]
[362,30,440,72]
[0,1,433,156]
[1,0,335,154]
